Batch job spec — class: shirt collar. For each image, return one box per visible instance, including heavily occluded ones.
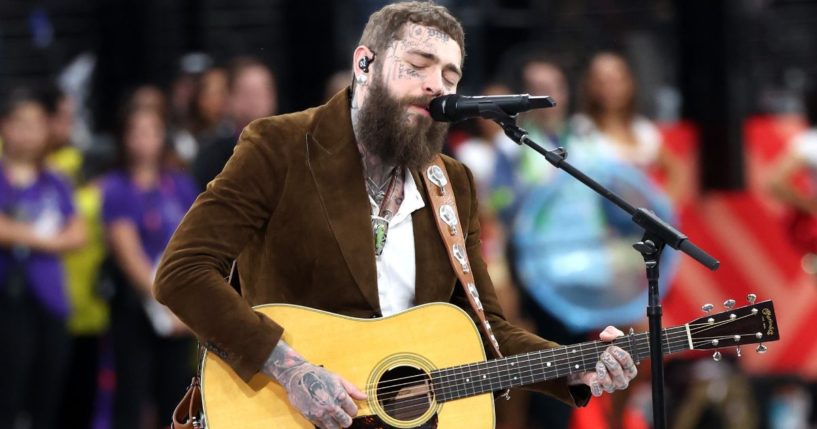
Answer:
[392,167,425,224]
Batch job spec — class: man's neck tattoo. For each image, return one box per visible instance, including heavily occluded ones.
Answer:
[357,141,397,203]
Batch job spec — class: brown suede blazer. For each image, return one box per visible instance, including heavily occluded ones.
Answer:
[154,89,590,407]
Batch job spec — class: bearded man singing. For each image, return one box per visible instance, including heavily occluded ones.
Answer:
[154,2,637,428]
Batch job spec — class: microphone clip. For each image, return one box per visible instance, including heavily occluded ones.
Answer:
[483,105,568,163]
[478,104,525,143]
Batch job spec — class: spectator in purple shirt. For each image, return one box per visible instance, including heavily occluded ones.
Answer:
[101,102,199,429]
[0,88,86,429]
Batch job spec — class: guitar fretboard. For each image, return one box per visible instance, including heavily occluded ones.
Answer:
[430,326,688,402]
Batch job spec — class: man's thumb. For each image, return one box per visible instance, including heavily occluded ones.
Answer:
[341,378,368,400]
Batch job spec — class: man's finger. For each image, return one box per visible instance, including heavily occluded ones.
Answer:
[319,416,339,429]
[610,346,638,380]
[341,377,368,400]
[589,375,603,397]
[333,407,353,428]
[336,389,358,417]
[601,350,628,389]
[596,360,615,393]
[599,325,625,342]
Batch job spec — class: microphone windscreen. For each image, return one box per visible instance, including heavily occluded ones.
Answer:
[429,94,457,122]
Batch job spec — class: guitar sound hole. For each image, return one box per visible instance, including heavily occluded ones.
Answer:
[376,366,434,422]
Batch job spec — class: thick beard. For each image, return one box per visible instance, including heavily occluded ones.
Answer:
[355,76,449,171]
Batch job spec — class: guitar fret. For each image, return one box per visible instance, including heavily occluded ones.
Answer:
[500,359,510,388]
[639,333,650,361]
[432,370,446,402]
[473,362,484,394]
[436,368,452,402]
[594,341,603,368]
[488,361,498,392]
[499,357,519,386]
[464,364,474,397]
[474,362,485,393]
[529,351,540,385]
[577,343,586,373]
[568,345,576,373]
[449,366,464,401]
[515,355,533,386]
[461,365,471,398]
[483,362,493,391]
[551,348,561,378]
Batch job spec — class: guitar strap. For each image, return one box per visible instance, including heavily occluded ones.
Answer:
[421,155,504,361]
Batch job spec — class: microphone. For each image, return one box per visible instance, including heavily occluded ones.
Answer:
[429,94,556,122]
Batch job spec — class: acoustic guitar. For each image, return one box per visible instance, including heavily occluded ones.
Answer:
[200,297,778,429]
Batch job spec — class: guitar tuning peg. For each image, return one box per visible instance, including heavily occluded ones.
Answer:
[713,351,722,362]
[736,346,742,357]
[756,343,768,354]
[724,299,736,310]
[702,303,714,314]
[747,293,757,304]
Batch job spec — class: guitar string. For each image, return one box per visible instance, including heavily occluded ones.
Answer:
[369,314,768,411]
[367,329,756,413]
[368,329,764,418]
[362,324,690,392]
[364,315,760,400]
[363,323,768,416]
[363,312,758,392]
[367,320,762,404]
[361,312,761,394]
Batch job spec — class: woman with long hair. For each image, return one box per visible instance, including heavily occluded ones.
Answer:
[574,52,684,201]
[102,100,199,429]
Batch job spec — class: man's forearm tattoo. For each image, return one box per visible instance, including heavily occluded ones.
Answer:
[262,340,306,382]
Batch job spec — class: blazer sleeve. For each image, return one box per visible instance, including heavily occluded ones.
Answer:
[450,162,591,408]
[153,119,285,382]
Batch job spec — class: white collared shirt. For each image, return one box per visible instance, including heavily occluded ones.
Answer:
[368,169,425,317]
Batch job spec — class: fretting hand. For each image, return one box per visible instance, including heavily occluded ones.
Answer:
[567,326,638,397]
[262,340,367,428]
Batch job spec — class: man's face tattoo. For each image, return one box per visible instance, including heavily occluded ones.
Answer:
[355,71,449,171]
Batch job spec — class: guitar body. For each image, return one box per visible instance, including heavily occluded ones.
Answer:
[201,303,495,429]
[200,298,782,428]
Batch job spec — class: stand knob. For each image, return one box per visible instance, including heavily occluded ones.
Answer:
[747,293,757,304]
[713,351,722,362]
[756,344,768,354]
[724,299,736,310]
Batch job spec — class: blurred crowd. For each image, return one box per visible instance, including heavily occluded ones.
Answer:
[447,51,685,429]
[0,55,277,429]
[1,44,816,429]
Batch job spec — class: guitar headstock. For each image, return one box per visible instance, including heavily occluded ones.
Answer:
[687,294,779,360]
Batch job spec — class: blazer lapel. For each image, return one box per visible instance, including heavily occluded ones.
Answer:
[306,90,380,311]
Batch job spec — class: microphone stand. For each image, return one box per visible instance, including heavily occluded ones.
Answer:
[480,105,719,429]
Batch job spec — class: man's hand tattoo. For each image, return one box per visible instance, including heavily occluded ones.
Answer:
[262,341,359,428]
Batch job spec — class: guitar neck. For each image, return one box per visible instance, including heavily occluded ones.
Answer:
[430,326,689,402]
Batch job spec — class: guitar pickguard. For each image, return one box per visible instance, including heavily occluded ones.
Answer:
[349,413,438,429]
